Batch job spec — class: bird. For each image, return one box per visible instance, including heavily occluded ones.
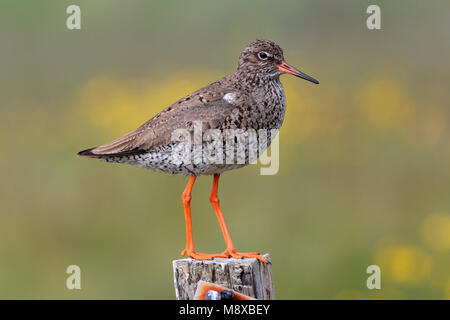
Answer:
[78,39,319,263]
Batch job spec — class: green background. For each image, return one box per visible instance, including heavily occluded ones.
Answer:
[1,0,450,299]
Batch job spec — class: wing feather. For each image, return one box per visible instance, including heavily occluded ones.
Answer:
[77,95,240,158]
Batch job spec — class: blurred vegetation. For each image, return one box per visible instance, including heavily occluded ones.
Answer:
[1,0,450,299]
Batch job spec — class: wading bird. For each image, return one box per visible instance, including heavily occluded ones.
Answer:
[78,40,319,263]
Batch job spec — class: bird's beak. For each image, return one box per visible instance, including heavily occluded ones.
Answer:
[278,61,319,84]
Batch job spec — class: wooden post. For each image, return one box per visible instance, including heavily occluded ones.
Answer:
[172,254,274,300]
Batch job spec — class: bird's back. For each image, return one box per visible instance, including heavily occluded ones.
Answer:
[78,71,287,176]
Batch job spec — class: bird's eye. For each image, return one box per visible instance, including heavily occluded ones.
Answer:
[258,51,269,60]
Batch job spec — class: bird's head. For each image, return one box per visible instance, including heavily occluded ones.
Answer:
[237,39,319,84]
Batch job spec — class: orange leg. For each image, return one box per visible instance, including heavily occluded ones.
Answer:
[181,176,227,260]
[210,174,267,263]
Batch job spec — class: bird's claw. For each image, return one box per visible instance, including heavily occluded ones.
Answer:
[222,249,267,263]
[181,248,228,260]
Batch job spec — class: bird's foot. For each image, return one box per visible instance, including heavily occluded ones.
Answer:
[181,248,228,260]
[221,249,267,263]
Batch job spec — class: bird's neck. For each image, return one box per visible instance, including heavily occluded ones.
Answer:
[233,71,286,129]
[234,70,282,91]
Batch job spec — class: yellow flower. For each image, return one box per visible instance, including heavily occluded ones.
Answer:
[77,71,220,135]
[356,77,416,131]
[376,244,431,285]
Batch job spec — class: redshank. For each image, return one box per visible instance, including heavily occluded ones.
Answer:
[78,40,319,263]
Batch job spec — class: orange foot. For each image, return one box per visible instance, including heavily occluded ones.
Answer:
[221,249,267,263]
[181,248,228,260]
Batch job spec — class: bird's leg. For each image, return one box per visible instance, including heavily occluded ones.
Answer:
[181,176,227,260]
[209,174,267,263]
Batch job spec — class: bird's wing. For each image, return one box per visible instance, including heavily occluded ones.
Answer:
[78,89,244,158]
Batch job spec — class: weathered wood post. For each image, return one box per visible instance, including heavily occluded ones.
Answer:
[173,254,274,300]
